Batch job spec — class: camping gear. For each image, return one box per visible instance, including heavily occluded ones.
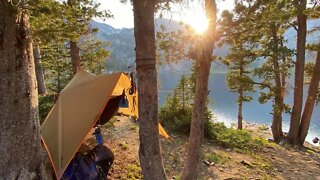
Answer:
[61,144,114,180]
[41,70,169,179]
[118,90,129,108]
[93,127,103,145]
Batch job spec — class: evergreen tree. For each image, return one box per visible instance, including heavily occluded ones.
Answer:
[29,0,112,93]
[288,0,308,144]
[223,0,294,142]
[220,9,256,130]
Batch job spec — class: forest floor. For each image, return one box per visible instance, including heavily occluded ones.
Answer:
[81,116,320,180]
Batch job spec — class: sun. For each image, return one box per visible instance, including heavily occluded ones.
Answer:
[181,10,209,34]
[189,18,209,34]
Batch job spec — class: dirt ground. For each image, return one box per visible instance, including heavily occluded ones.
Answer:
[81,116,320,180]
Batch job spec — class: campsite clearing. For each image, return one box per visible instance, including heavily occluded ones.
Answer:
[82,116,320,180]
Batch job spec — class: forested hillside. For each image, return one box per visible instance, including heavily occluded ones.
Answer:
[91,19,320,73]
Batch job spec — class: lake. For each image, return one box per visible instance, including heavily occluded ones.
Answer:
[159,71,320,144]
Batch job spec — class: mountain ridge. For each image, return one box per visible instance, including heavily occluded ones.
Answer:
[90,18,320,73]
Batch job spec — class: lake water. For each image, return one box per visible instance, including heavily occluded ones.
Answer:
[159,71,320,144]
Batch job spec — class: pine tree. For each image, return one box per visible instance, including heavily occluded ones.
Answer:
[220,9,256,130]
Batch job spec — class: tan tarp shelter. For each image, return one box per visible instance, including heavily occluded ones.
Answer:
[41,69,169,179]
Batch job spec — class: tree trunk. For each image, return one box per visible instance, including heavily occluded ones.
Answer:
[238,57,244,130]
[280,41,287,135]
[67,0,81,75]
[288,0,307,144]
[34,45,47,94]
[298,46,320,145]
[132,0,166,179]
[0,2,43,178]
[70,41,81,74]
[181,0,216,179]
[182,47,212,180]
[270,28,283,142]
[272,59,283,142]
[238,91,243,130]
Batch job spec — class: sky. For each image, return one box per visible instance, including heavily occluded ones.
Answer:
[95,0,234,29]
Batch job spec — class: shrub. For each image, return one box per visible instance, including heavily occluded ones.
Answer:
[160,68,266,152]
[127,161,142,179]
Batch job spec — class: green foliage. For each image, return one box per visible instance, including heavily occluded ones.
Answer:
[39,94,56,124]
[220,0,295,132]
[304,62,320,104]
[104,117,117,129]
[79,37,111,74]
[119,142,129,150]
[252,154,273,170]
[29,0,112,93]
[205,120,268,151]
[160,64,266,151]
[203,152,227,164]
[258,125,269,131]
[126,161,142,179]
[130,124,138,132]
[160,64,213,135]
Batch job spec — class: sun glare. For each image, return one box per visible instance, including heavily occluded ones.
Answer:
[189,18,208,34]
[179,5,209,35]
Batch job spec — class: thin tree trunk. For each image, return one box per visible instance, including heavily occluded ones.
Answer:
[238,91,243,130]
[34,45,47,94]
[288,0,307,144]
[272,58,283,142]
[280,41,287,135]
[270,28,283,142]
[67,0,81,75]
[182,47,212,180]
[298,46,320,145]
[0,2,43,178]
[57,63,61,93]
[238,57,244,130]
[70,41,81,74]
[133,0,166,179]
[181,0,216,179]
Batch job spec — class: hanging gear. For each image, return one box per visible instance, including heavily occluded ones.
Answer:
[129,72,136,95]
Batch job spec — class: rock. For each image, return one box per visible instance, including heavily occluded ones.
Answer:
[312,137,319,144]
[203,160,215,166]
[241,160,253,168]
[226,148,231,152]
[277,169,283,172]
[262,149,268,153]
[289,168,299,172]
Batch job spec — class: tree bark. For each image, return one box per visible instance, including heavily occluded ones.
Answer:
[238,57,244,130]
[238,91,243,130]
[181,0,216,179]
[67,0,81,75]
[288,0,307,144]
[298,46,320,145]
[34,45,47,94]
[133,0,166,179]
[0,2,43,178]
[271,30,283,142]
[70,41,81,74]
